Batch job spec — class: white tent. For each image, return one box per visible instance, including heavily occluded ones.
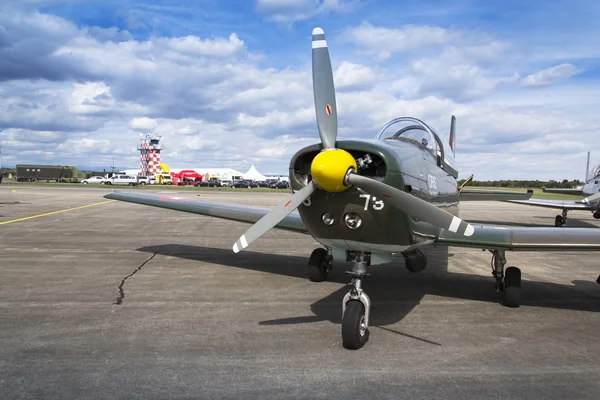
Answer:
[242,165,267,181]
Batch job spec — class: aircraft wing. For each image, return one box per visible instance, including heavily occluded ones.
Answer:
[435,225,600,251]
[458,189,533,201]
[542,187,583,195]
[104,191,308,234]
[505,198,592,211]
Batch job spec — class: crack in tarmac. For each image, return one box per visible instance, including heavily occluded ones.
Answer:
[115,252,158,305]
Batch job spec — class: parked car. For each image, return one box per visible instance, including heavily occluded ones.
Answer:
[81,176,106,184]
[232,180,258,188]
[104,175,141,186]
[220,179,232,187]
[274,181,290,189]
[256,181,270,188]
[195,178,221,188]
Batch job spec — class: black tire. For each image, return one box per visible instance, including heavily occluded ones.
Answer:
[140,182,146,186]
[554,215,563,227]
[128,182,134,186]
[82,181,88,184]
[308,248,329,282]
[503,266,521,308]
[106,181,112,185]
[342,300,369,350]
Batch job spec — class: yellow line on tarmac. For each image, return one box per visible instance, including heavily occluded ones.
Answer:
[0,200,116,225]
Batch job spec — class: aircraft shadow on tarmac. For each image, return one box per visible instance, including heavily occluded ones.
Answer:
[138,243,600,340]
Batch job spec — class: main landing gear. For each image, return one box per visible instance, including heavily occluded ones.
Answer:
[491,250,521,308]
[555,209,568,227]
[308,248,332,282]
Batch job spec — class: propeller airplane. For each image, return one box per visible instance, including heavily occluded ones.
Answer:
[106,28,600,350]
[507,153,600,227]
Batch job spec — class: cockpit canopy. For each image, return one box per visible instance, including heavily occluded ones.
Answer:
[375,117,457,176]
[375,117,438,153]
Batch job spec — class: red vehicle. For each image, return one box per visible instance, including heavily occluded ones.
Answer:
[172,170,203,186]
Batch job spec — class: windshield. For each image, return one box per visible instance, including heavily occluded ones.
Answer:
[376,117,437,152]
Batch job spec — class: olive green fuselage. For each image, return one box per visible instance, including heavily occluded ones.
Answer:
[289,139,459,252]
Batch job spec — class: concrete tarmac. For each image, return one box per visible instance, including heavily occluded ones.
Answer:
[1,185,600,399]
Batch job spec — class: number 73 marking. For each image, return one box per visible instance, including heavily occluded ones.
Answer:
[359,194,384,211]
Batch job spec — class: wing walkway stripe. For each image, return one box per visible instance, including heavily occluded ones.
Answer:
[0,200,116,225]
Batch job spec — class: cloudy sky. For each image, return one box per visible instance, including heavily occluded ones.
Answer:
[1,0,599,179]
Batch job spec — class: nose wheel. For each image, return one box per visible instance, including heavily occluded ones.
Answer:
[341,252,371,349]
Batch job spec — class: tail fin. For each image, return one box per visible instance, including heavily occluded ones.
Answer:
[585,151,590,182]
[449,115,456,155]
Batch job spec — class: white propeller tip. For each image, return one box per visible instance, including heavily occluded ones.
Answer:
[312,27,324,35]
[233,243,240,253]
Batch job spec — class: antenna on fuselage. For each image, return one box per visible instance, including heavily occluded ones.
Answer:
[449,115,456,155]
[585,151,591,182]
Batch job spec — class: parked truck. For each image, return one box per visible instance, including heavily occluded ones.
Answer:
[16,164,87,183]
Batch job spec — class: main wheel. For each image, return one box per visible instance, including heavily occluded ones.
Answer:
[342,300,369,350]
[554,215,563,227]
[308,248,329,282]
[503,266,521,308]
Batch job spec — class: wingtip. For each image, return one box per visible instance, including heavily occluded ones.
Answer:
[312,27,324,35]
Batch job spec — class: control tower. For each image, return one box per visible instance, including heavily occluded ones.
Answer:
[138,133,162,177]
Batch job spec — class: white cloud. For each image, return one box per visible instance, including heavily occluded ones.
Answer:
[344,22,456,60]
[521,63,582,87]
[1,7,599,181]
[128,117,158,131]
[256,0,354,23]
[334,61,380,91]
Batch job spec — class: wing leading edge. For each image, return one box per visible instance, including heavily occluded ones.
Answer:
[506,199,592,211]
[436,225,600,251]
[103,191,308,234]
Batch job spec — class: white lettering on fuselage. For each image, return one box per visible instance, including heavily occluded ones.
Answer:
[427,174,438,195]
[360,194,385,211]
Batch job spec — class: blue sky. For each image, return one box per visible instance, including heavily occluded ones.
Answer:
[1,0,599,179]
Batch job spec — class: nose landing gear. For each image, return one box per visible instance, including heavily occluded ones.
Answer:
[341,252,371,350]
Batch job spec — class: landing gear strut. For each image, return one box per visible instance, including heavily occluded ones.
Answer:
[341,252,371,349]
[555,209,568,227]
[491,250,521,308]
[308,248,332,282]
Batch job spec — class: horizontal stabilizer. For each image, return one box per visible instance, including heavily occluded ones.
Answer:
[542,187,583,195]
[459,189,533,202]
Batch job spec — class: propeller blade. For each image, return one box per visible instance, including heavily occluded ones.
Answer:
[232,181,317,253]
[346,174,475,236]
[312,27,337,150]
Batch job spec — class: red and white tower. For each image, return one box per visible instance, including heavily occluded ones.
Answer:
[138,133,162,176]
